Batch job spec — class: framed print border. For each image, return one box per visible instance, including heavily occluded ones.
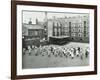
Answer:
[11,1,97,80]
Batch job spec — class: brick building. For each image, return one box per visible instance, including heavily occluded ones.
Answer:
[47,15,89,42]
[22,19,46,47]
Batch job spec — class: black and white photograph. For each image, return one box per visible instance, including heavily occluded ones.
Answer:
[22,11,90,69]
[11,1,97,79]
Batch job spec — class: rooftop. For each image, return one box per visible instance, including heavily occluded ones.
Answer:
[23,23,44,29]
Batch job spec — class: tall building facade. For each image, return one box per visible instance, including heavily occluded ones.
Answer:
[47,15,89,42]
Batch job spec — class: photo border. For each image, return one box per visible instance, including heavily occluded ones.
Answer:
[11,1,97,80]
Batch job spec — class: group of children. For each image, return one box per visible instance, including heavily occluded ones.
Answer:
[23,45,89,60]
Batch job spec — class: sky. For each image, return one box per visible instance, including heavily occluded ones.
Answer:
[22,10,89,24]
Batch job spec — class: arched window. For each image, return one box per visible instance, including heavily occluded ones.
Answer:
[78,33,81,37]
[55,28,57,36]
[59,28,61,35]
[79,29,80,32]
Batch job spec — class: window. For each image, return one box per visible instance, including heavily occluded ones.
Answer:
[55,28,57,36]
[78,33,81,37]
[28,30,33,36]
[84,21,86,26]
[79,29,80,32]
[34,31,38,36]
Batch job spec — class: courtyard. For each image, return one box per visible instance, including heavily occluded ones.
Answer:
[22,42,89,69]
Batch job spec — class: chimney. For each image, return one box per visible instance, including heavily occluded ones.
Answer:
[36,18,38,24]
[28,18,32,24]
